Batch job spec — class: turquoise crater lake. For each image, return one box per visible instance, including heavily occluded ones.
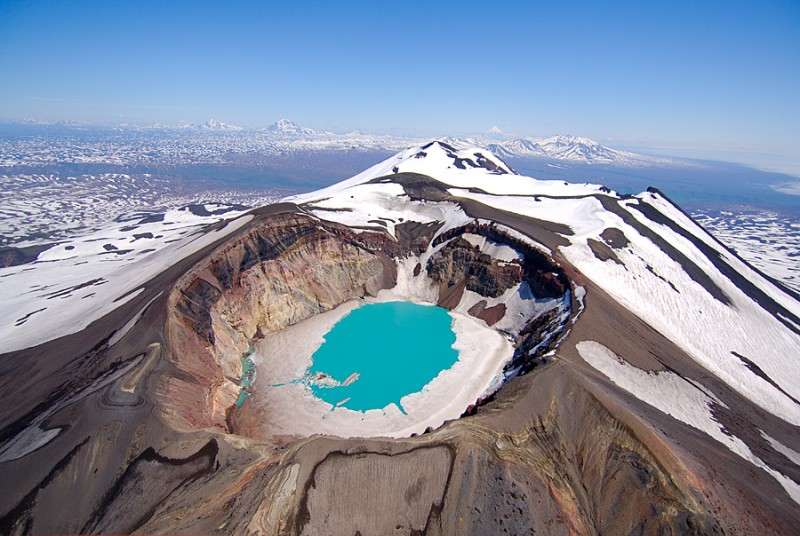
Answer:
[308,301,459,412]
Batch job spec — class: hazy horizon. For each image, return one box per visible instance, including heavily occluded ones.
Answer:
[2,115,799,178]
[1,0,798,165]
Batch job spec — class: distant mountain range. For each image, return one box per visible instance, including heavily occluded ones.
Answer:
[189,119,674,165]
[1,118,678,166]
[484,135,672,165]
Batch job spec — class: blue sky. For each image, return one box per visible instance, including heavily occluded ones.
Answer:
[0,0,798,159]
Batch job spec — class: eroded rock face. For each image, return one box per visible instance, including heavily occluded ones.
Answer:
[432,222,568,299]
[162,214,401,431]
[429,368,723,536]
[427,237,523,301]
[297,447,453,535]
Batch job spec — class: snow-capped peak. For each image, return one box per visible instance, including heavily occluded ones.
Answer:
[288,139,553,204]
[486,134,666,165]
[200,119,243,131]
[264,118,323,137]
[539,134,601,148]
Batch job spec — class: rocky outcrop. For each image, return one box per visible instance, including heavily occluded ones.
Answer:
[587,238,624,266]
[467,300,506,325]
[432,222,568,299]
[427,237,523,302]
[0,244,54,268]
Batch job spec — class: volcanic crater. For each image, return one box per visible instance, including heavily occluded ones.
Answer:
[163,205,572,440]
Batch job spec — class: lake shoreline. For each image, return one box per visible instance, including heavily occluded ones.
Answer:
[246,296,514,439]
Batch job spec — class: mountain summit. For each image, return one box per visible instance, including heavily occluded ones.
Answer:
[486,134,659,164]
[264,118,324,137]
[199,118,243,131]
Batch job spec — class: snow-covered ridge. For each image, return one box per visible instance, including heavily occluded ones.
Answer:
[287,138,610,204]
[485,134,672,165]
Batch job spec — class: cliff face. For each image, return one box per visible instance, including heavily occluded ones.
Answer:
[430,221,569,300]
[426,221,572,374]
[427,237,523,300]
[162,214,399,431]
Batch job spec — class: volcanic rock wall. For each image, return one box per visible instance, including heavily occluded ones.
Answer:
[162,214,399,432]
[430,222,568,300]
[428,222,572,374]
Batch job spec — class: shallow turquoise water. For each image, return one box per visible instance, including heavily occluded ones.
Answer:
[308,301,458,412]
[235,351,256,408]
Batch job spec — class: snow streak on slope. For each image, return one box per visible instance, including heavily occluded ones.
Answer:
[302,182,471,239]
[0,207,252,352]
[577,340,800,503]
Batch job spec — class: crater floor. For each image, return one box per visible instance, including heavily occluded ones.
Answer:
[235,297,514,439]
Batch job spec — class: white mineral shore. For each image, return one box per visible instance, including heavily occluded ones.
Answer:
[249,297,514,439]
